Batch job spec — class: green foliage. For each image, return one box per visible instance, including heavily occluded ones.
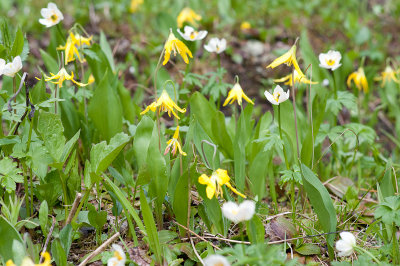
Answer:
[0,157,23,193]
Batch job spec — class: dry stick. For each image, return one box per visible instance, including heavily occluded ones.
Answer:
[190,237,204,264]
[39,216,56,263]
[65,192,82,225]
[78,232,120,266]
[173,221,221,250]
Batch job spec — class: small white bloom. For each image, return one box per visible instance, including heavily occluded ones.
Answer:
[39,2,64,28]
[222,200,255,223]
[264,85,290,105]
[107,244,126,266]
[177,26,207,41]
[3,56,22,77]
[204,37,227,54]
[319,50,342,71]
[335,232,356,257]
[322,79,330,86]
[0,58,5,76]
[203,254,231,266]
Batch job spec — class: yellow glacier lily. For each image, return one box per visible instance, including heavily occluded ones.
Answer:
[223,81,254,106]
[374,66,400,87]
[58,32,92,65]
[130,0,143,13]
[347,67,368,93]
[266,44,305,80]
[164,126,187,156]
[198,169,246,199]
[140,89,186,119]
[6,252,52,266]
[177,7,201,28]
[163,30,193,65]
[273,69,317,86]
[43,68,89,87]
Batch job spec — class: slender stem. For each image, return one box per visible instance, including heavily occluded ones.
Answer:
[12,77,16,115]
[23,165,30,217]
[54,85,59,114]
[354,246,381,265]
[278,105,290,170]
[29,168,33,215]
[332,70,338,100]
[291,69,301,161]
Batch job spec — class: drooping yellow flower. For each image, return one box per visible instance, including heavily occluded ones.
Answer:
[240,21,251,31]
[273,69,317,86]
[140,89,186,119]
[58,32,92,65]
[374,66,400,87]
[6,252,51,266]
[43,68,89,87]
[88,74,95,84]
[130,0,143,13]
[266,44,305,80]
[223,81,254,106]
[347,67,368,93]
[164,126,187,156]
[198,169,246,199]
[163,30,193,65]
[177,7,201,28]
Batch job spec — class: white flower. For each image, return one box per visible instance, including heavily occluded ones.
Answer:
[107,244,126,266]
[322,79,330,86]
[319,50,342,71]
[264,85,290,105]
[204,38,227,54]
[203,254,231,266]
[222,200,255,223]
[3,56,22,77]
[335,232,357,257]
[0,58,5,76]
[39,2,64,28]
[177,26,207,41]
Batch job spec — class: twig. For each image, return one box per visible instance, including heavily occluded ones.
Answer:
[265,211,292,221]
[173,221,221,250]
[8,72,27,113]
[190,237,204,264]
[66,192,82,225]
[39,216,56,263]
[78,232,120,266]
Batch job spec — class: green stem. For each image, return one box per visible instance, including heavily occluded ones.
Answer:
[59,170,69,221]
[332,70,338,100]
[23,166,30,217]
[278,105,290,170]
[392,223,400,264]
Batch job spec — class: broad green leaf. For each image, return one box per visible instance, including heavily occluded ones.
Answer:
[30,77,48,105]
[190,92,216,137]
[88,71,123,141]
[59,224,73,256]
[140,189,162,264]
[37,111,66,165]
[59,88,81,139]
[132,116,154,169]
[51,239,67,266]
[39,49,59,74]
[379,160,395,199]
[90,132,130,175]
[246,215,265,244]
[88,205,107,231]
[249,151,270,199]
[211,111,233,159]
[300,163,337,247]
[59,130,80,164]
[117,83,136,123]
[0,216,25,265]
[234,111,246,192]
[295,243,321,255]
[0,157,23,193]
[85,44,113,83]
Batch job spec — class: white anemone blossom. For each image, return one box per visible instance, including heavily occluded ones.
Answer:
[222,200,255,223]
[107,244,126,266]
[177,26,207,41]
[264,85,290,105]
[39,2,64,28]
[319,50,342,71]
[204,37,227,54]
[3,56,22,78]
[203,254,231,266]
[0,58,5,76]
[335,232,357,257]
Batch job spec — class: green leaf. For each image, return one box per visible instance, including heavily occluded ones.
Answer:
[117,83,136,123]
[189,92,216,137]
[59,130,80,164]
[295,243,321,255]
[379,160,395,199]
[140,189,162,263]
[99,31,115,72]
[374,196,400,227]
[39,200,49,237]
[51,239,67,266]
[0,216,25,265]
[246,215,265,244]
[249,151,270,199]
[88,205,108,231]
[11,28,24,58]
[37,111,66,165]
[30,77,49,105]
[88,71,123,141]
[59,224,73,256]
[0,157,23,193]
[39,49,59,74]
[211,111,233,159]
[300,163,337,247]
[90,132,130,175]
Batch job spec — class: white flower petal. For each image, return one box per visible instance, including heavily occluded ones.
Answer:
[222,201,241,223]
[237,200,255,221]
[196,30,208,40]
[203,254,231,266]
[264,90,278,105]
